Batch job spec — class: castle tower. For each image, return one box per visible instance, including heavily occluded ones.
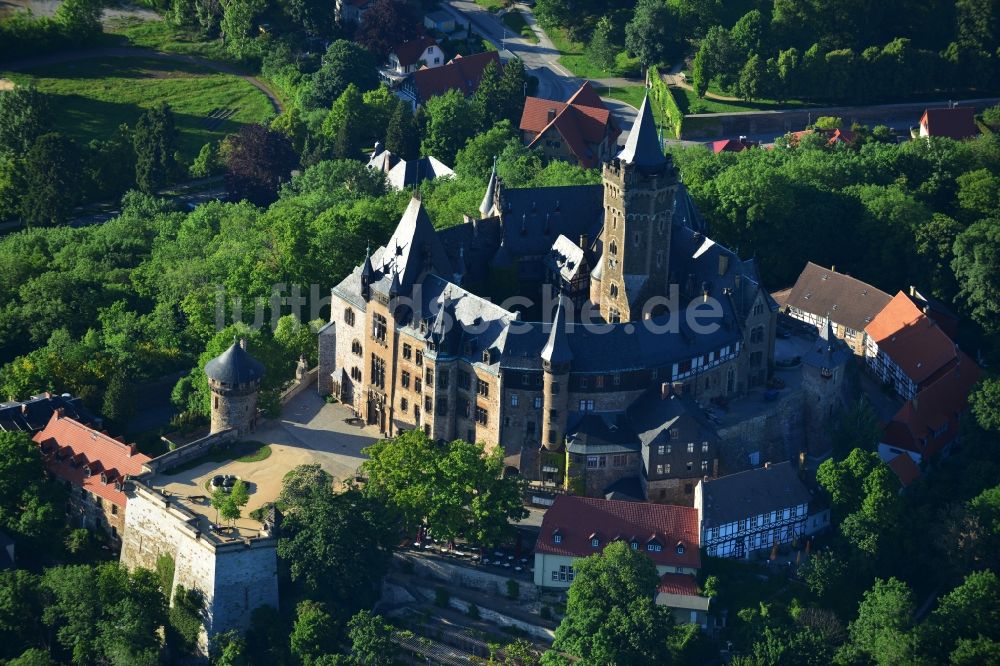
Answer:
[598,96,679,322]
[205,339,265,436]
[801,317,850,456]
[540,294,573,451]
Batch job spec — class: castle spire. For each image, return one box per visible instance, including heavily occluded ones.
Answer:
[479,159,497,218]
[617,95,667,169]
[360,242,374,299]
[541,293,573,367]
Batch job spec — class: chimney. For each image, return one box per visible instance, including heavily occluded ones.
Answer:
[831,264,836,273]
[547,108,556,122]
[764,461,772,470]
[239,338,247,350]
[718,254,729,276]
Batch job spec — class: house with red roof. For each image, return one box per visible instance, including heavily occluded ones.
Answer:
[519,82,621,169]
[878,353,979,485]
[709,136,759,153]
[402,51,501,107]
[387,36,444,76]
[32,411,150,544]
[918,107,978,140]
[864,290,960,400]
[533,495,708,624]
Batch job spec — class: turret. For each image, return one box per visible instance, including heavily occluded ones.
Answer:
[540,294,573,451]
[205,338,265,436]
[479,161,498,219]
[360,243,374,301]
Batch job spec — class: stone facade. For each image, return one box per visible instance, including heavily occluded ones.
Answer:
[209,378,259,436]
[120,482,279,654]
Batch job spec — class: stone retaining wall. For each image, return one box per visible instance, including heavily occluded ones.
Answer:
[143,428,238,475]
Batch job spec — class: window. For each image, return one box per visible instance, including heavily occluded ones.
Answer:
[676,543,685,555]
[416,350,423,366]
[350,366,362,381]
[111,504,118,515]
[344,308,355,326]
[702,441,709,453]
[438,372,449,389]
[657,445,665,455]
[526,420,535,434]
[613,373,621,386]
[647,542,662,552]
[701,460,708,472]
[426,368,434,385]
[475,406,488,425]
[665,463,671,474]
[458,398,470,417]
[587,456,600,469]
[437,398,448,415]
[551,571,559,581]
[415,378,422,392]
[424,396,432,412]
[591,538,600,548]
[553,532,562,544]
[511,394,519,407]
[402,343,412,360]
[687,442,695,453]
[612,454,627,467]
[548,430,557,444]
[351,339,362,356]
[609,240,617,256]
[534,397,543,409]
[686,461,693,472]
[477,379,490,397]
[595,376,604,389]
[401,371,410,389]
[610,283,619,298]
[401,397,408,411]
[633,232,640,244]
[579,399,594,411]
[580,377,588,389]
[370,355,386,389]
[372,313,387,343]
[656,464,664,474]
[753,302,764,316]
[550,381,559,395]
[750,325,764,344]
[459,371,471,389]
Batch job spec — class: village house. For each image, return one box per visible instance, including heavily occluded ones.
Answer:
[518,82,621,168]
[423,9,456,34]
[367,141,455,191]
[695,461,828,559]
[335,0,371,25]
[864,290,961,400]
[32,411,150,544]
[708,136,759,153]
[783,262,893,355]
[387,37,443,76]
[0,392,96,433]
[918,107,978,140]
[534,495,709,626]
[401,51,501,108]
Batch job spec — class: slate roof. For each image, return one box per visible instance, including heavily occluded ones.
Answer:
[785,262,892,332]
[698,461,813,529]
[540,293,573,365]
[628,389,718,448]
[920,107,978,140]
[545,234,586,283]
[881,352,979,458]
[411,51,500,104]
[33,412,151,508]
[495,184,604,262]
[865,291,958,385]
[603,475,645,501]
[205,341,265,385]
[617,95,667,171]
[565,412,640,456]
[393,36,438,68]
[536,495,701,569]
[802,317,852,370]
[372,198,454,295]
[519,82,620,169]
[0,393,95,433]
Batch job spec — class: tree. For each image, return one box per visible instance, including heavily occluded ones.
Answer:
[730,9,764,55]
[839,578,917,666]
[225,124,299,206]
[831,397,880,459]
[361,86,398,146]
[970,376,1000,431]
[279,464,333,508]
[625,0,678,66]
[737,53,765,101]
[8,649,58,666]
[923,571,1000,662]
[0,432,62,548]
[956,168,1000,220]
[361,430,527,545]
[54,0,102,39]
[322,84,366,160]
[552,541,674,664]
[799,549,848,600]
[300,40,380,110]
[290,601,338,666]
[587,17,617,71]
[347,610,396,666]
[190,142,223,179]
[953,218,1000,333]
[279,0,334,38]
[384,101,419,161]
[133,103,177,194]
[355,0,417,58]
[454,120,519,180]
[692,46,709,97]
[167,586,204,657]
[421,90,483,164]
[497,58,527,125]
[277,485,395,623]
[696,26,736,92]
[220,0,265,59]
[950,637,1000,666]
[0,570,44,661]
[18,132,82,227]
[102,371,137,431]
[0,86,50,155]
[472,60,505,130]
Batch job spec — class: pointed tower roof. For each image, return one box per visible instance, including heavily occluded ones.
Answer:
[388,266,401,297]
[205,340,265,385]
[541,293,573,367]
[479,161,497,218]
[381,197,452,293]
[361,243,374,282]
[617,95,667,170]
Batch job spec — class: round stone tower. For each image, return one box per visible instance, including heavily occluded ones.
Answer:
[205,339,265,436]
[801,318,850,456]
[540,294,573,452]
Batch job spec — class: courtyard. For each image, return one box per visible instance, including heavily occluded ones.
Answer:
[147,391,382,534]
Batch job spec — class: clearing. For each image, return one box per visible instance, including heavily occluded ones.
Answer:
[2,55,273,160]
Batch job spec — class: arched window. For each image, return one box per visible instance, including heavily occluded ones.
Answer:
[610,283,619,299]
[609,239,618,256]
[351,339,363,356]
[344,308,355,326]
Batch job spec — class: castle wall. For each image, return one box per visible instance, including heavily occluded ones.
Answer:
[716,389,805,473]
[317,321,336,396]
[210,382,259,436]
[144,429,238,475]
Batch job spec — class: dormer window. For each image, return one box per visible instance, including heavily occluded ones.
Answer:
[647,540,662,552]
[483,349,491,364]
[630,541,638,550]
[591,538,599,547]
[553,530,562,544]
[676,541,685,555]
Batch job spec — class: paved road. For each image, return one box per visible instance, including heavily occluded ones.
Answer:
[442,0,640,131]
[1,47,284,115]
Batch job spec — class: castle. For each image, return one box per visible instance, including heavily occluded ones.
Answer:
[318,98,783,498]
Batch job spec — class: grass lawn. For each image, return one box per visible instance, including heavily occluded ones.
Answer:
[107,18,235,64]
[672,85,820,115]
[545,26,617,79]
[500,9,538,44]
[2,56,273,161]
[474,0,506,11]
[162,441,272,476]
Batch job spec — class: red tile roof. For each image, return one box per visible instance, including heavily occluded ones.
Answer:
[887,453,921,487]
[658,572,700,596]
[393,37,438,68]
[519,82,619,169]
[920,107,978,140]
[865,291,958,385]
[536,495,701,569]
[411,51,500,104]
[33,412,150,507]
[881,352,980,459]
[710,138,758,153]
